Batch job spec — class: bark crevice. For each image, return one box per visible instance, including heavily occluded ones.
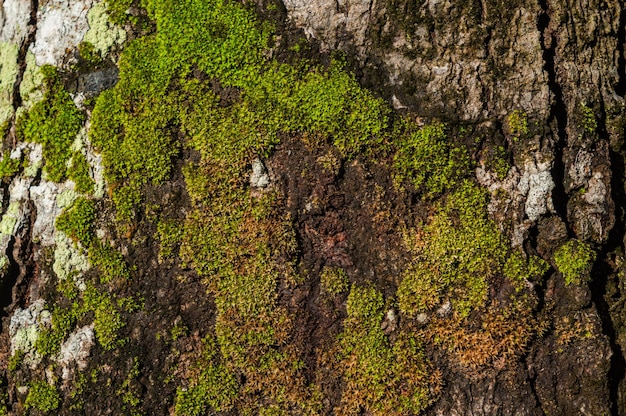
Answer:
[11,0,39,111]
[593,97,626,415]
[537,0,570,233]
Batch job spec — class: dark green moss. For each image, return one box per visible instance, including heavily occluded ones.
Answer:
[78,41,103,66]
[398,181,547,317]
[554,239,596,285]
[174,337,238,416]
[36,303,81,356]
[88,239,131,284]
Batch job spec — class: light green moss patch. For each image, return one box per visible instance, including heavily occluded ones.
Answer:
[174,336,238,416]
[320,266,349,296]
[0,42,19,126]
[16,65,85,182]
[82,2,127,58]
[337,285,435,415]
[393,121,470,197]
[554,239,596,285]
[397,181,547,317]
[0,202,21,235]
[18,52,44,109]
[0,151,21,180]
[24,381,60,413]
[56,197,96,245]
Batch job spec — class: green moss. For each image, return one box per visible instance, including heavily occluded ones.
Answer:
[393,121,470,197]
[83,284,126,350]
[0,151,20,181]
[553,239,596,285]
[320,266,349,296]
[117,357,142,411]
[38,278,127,355]
[90,0,390,223]
[68,152,95,194]
[503,250,549,291]
[16,66,85,182]
[8,349,24,372]
[174,338,238,416]
[88,239,131,284]
[507,110,529,139]
[398,181,546,317]
[337,285,433,415]
[36,302,81,356]
[485,145,510,180]
[55,197,96,246]
[78,41,103,66]
[156,219,183,259]
[24,381,60,413]
[579,103,597,135]
[105,0,135,25]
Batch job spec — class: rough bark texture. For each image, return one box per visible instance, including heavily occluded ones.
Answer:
[1,0,626,414]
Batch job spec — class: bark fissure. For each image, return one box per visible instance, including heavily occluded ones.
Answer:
[615,5,626,97]
[537,0,570,233]
[0,236,19,319]
[11,0,39,111]
[591,98,626,416]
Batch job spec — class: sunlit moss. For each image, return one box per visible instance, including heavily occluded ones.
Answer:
[16,66,84,182]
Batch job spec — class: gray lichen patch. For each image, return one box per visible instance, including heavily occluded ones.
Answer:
[9,300,52,368]
[31,181,75,246]
[0,176,35,236]
[53,231,89,291]
[0,0,32,44]
[477,155,555,247]
[56,325,94,380]
[30,0,95,66]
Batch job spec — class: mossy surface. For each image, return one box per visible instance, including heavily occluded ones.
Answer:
[55,197,96,246]
[24,381,60,413]
[398,181,546,317]
[337,285,436,415]
[393,121,470,197]
[13,0,562,413]
[16,66,85,182]
[0,151,21,181]
[554,239,596,285]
